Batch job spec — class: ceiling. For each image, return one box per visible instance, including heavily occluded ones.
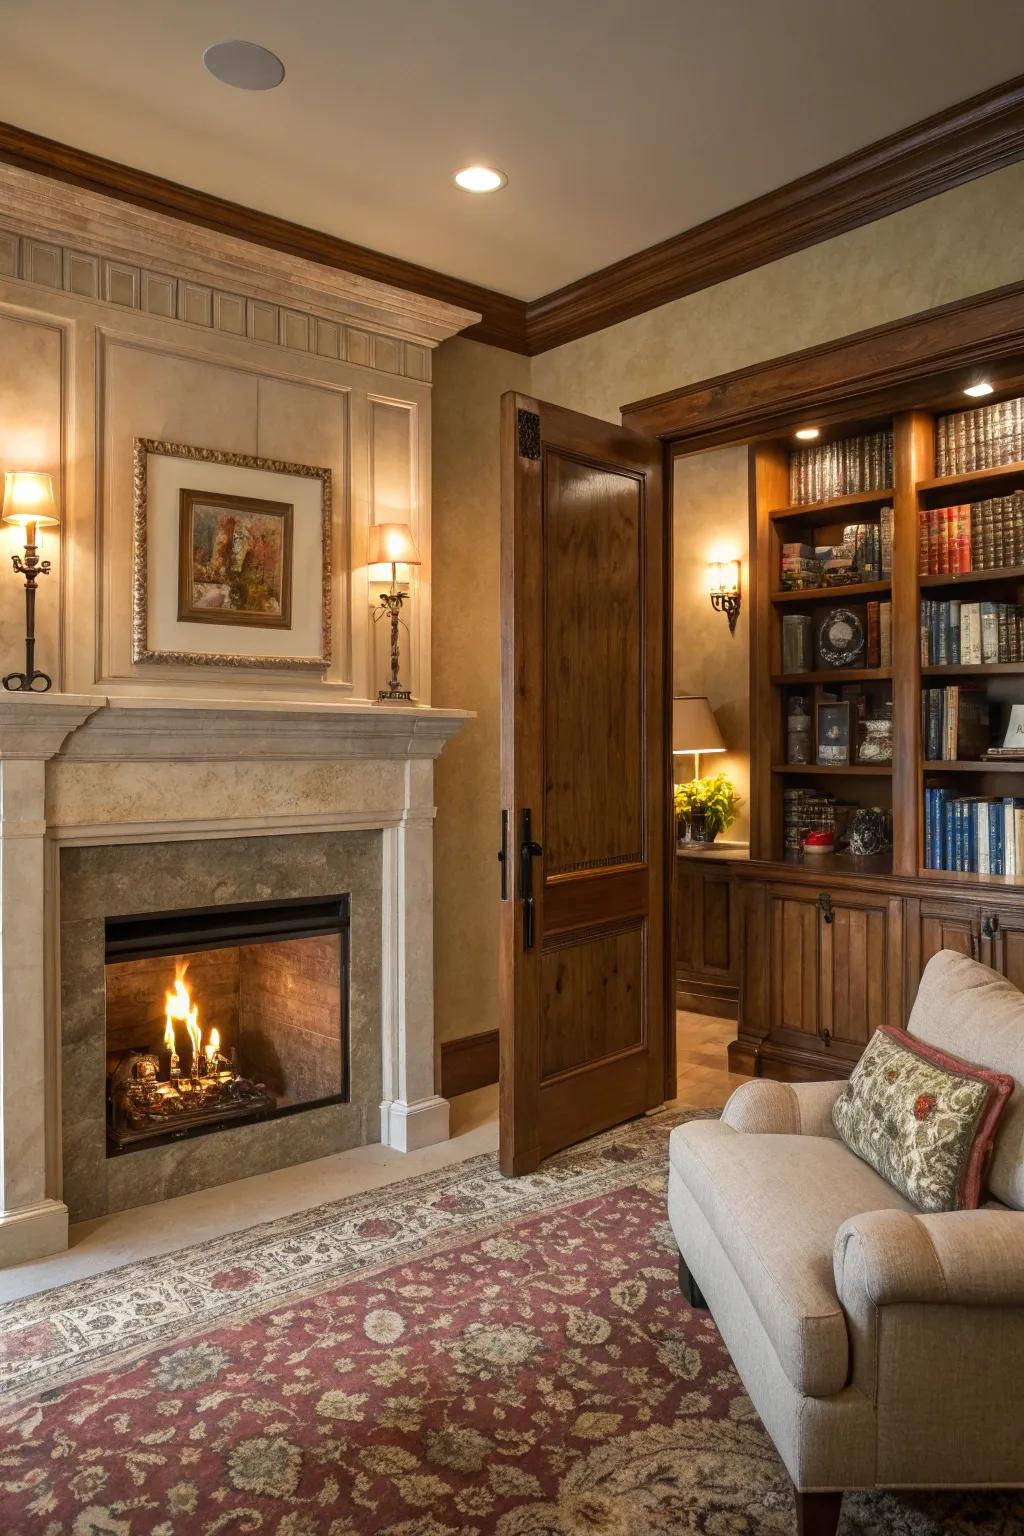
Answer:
[3,0,1024,301]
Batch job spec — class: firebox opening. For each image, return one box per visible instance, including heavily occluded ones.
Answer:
[104,895,350,1155]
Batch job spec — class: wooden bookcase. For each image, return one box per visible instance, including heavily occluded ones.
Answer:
[737,402,1024,1081]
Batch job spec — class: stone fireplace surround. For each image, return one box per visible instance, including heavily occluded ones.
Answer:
[0,692,468,1267]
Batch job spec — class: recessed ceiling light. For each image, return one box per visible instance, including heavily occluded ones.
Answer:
[794,427,820,441]
[964,381,994,398]
[454,165,507,193]
[203,40,285,91]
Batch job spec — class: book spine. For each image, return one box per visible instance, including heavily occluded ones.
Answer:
[949,600,961,666]
[866,601,880,668]
[880,601,892,666]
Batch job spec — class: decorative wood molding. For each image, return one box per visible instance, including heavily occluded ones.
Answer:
[621,279,1024,444]
[0,125,516,350]
[0,162,478,380]
[439,1028,499,1098]
[3,74,1024,359]
[526,73,1024,354]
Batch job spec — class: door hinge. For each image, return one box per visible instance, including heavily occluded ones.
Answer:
[517,408,541,461]
[818,893,834,924]
[981,912,1000,939]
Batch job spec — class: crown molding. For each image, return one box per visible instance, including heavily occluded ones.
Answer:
[526,73,1024,354]
[3,72,1024,360]
[620,278,1024,444]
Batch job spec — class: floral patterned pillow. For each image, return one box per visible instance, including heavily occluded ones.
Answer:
[832,1026,1015,1212]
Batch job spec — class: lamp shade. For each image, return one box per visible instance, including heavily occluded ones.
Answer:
[673,695,726,756]
[367,522,420,567]
[2,471,58,527]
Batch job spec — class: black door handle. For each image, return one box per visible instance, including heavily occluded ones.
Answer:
[498,809,509,900]
[519,808,543,950]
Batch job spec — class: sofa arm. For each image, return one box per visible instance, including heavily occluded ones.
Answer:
[835,1208,1024,1309]
[721,1078,845,1138]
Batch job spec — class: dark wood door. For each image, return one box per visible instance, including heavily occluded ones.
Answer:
[819,890,902,1064]
[499,392,668,1175]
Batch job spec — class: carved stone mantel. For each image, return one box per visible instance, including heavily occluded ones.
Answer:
[0,693,471,1268]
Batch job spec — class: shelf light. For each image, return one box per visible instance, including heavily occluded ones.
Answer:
[794,427,820,441]
[964,381,994,398]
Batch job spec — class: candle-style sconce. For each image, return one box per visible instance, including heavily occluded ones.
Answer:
[368,522,421,702]
[707,558,741,634]
[1,471,59,692]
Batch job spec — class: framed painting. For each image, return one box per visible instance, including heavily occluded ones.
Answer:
[177,489,294,629]
[132,439,332,670]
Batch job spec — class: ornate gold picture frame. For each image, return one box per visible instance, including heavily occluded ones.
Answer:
[132,438,332,670]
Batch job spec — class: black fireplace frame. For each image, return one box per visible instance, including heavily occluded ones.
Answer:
[104,893,351,1155]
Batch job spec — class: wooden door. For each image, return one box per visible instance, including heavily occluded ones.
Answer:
[499,392,668,1176]
[906,897,982,1012]
[985,907,1024,989]
[767,885,821,1043]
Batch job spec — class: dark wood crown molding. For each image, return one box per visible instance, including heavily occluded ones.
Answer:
[621,279,1024,445]
[2,73,1024,360]
[526,73,1024,355]
[0,119,528,352]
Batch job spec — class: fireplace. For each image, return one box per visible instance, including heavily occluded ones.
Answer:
[104,895,349,1153]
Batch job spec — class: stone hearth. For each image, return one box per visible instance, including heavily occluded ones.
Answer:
[0,693,468,1266]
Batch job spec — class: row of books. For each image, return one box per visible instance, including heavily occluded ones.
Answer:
[922,685,989,761]
[788,431,893,506]
[924,789,1024,875]
[920,599,1024,666]
[780,514,892,590]
[917,495,1024,575]
[935,396,1024,477]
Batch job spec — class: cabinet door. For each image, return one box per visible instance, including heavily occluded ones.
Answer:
[674,862,698,976]
[698,869,736,980]
[986,908,1024,991]
[768,887,820,1041]
[820,891,901,1062]
[905,898,982,1018]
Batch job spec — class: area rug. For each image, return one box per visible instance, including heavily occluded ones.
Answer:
[0,1110,1020,1535]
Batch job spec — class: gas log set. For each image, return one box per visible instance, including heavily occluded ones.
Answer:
[107,962,274,1149]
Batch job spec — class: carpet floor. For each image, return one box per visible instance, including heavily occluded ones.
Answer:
[0,1110,1020,1535]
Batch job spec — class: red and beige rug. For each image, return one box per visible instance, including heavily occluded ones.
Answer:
[0,1109,1020,1535]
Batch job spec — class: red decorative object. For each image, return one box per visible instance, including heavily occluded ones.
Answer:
[913,1093,938,1122]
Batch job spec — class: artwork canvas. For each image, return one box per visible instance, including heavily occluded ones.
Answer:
[178,490,293,629]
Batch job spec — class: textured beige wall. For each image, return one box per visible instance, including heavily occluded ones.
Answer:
[673,446,750,843]
[529,161,1024,421]
[431,338,530,1045]
[431,160,1024,1046]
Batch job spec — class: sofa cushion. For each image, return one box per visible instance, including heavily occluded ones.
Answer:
[669,1117,913,1398]
[831,1026,1014,1212]
[908,950,1024,1210]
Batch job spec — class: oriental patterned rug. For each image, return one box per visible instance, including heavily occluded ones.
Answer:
[0,1109,1020,1535]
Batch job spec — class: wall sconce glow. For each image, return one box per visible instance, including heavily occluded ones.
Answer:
[454,165,508,193]
[707,558,741,634]
[794,427,820,441]
[964,381,994,398]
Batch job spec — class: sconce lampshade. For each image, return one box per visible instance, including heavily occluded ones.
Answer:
[367,522,421,567]
[673,695,726,756]
[707,558,740,596]
[2,471,58,527]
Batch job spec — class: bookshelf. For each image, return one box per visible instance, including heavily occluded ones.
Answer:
[751,396,1024,885]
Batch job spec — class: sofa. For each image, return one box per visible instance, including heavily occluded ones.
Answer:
[668,949,1024,1536]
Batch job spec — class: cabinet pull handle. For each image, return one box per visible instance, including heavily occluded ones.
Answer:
[982,913,1000,939]
[818,893,834,925]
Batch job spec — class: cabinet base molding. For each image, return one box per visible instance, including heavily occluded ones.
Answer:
[439,1028,499,1099]
[675,978,739,1019]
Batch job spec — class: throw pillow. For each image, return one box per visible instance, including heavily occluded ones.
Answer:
[832,1026,1014,1212]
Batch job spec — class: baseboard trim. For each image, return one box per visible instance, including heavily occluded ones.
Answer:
[440,1029,500,1098]
[0,1198,68,1270]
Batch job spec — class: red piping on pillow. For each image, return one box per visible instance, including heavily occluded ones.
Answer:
[879,1025,1015,1209]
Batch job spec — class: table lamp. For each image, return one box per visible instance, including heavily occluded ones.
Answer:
[672,695,726,781]
[2,471,59,692]
[369,522,420,702]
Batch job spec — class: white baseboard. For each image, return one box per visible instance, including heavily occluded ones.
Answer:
[380,1095,450,1152]
[0,1198,68,1269]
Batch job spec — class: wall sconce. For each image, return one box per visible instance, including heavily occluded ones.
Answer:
[707,558,741,633]
[1,471,59,692]
[368,522,420,702]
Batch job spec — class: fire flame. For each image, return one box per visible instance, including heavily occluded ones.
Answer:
[208,1027,220,1060]
[164,962,203,1071]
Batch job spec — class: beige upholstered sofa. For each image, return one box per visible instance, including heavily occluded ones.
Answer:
[668,949,1024,1536]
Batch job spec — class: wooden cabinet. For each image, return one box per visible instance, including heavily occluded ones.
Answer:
[674,848,746,1018]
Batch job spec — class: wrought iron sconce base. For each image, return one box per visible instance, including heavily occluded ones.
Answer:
[710,591,741,634]
[3,529,52,692]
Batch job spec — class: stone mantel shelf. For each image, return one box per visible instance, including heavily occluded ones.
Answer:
[0,693,473,763]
